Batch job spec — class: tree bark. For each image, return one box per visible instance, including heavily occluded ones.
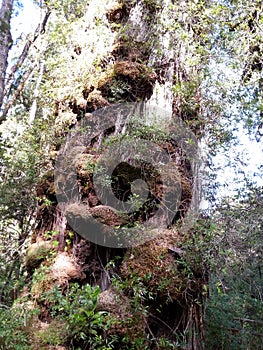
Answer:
[0,0,14,109]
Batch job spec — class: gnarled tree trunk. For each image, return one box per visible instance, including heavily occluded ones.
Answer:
[22,1,208,349]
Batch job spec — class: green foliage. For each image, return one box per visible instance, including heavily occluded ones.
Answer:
[206,278,263,350]
[47,0,89,20]
[40,283,114,348]
[35,319,67,346]
[0,304,38,350]
[204,189,263,349]
[44,229,59,240]
[32,265,50,284]
[0,231,26,305]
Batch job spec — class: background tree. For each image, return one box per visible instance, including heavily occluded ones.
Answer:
[205,187,263,349]
[0,0,14,109]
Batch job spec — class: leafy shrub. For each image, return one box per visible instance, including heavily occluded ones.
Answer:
[40,283,114,349]
[0,304,37,350]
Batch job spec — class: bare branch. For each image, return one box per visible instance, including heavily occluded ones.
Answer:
[3,8,51,103]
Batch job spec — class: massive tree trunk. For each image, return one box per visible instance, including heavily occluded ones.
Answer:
[0,0,13,109]
[19,1,208,349]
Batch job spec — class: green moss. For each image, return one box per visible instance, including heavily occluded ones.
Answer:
[25,241,54,271]
[119,229,199,301]
[30,265,54,299]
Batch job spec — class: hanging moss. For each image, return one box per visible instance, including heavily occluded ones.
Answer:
[120,229,189,300]
[97,60,157,102]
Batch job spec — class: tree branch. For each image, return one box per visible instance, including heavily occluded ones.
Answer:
[3,8,51,106]
[234,317,263,325]
[0,65,36,123]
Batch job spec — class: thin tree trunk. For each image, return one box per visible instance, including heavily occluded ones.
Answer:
[0,0,14,109]
[4,8,51,106]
